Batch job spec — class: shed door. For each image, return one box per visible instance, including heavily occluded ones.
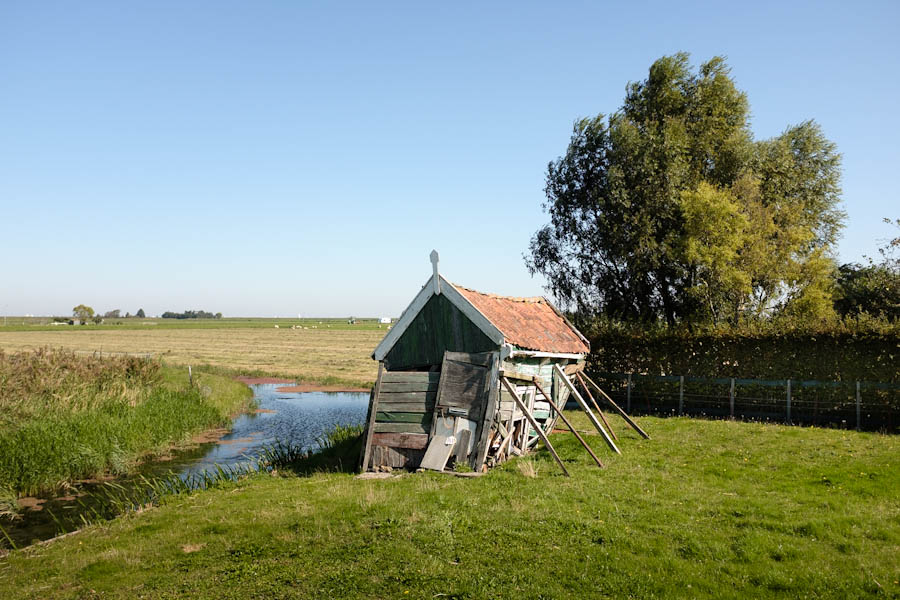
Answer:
[434,351,494,420]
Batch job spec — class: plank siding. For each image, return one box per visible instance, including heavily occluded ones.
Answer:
[384,294,498,370]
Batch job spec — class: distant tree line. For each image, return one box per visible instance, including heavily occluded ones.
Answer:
[161,310,222,320]
[65,306,148,324]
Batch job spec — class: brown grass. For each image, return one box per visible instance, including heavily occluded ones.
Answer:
[0,328,383,387]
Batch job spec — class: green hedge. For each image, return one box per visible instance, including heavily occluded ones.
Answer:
[586,328,899,383]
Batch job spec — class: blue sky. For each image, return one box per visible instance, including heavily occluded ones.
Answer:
[2,1,898,317]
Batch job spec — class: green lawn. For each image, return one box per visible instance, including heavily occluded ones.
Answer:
[2,414,897,599]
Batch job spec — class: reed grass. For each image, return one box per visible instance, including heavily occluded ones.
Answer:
[0,349,252,503]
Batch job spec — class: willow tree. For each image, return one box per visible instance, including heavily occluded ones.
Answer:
[528,53,844,325]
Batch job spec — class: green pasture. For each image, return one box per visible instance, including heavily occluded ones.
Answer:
[2,414,897,598]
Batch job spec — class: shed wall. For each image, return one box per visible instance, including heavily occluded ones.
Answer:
[384,293,498,370]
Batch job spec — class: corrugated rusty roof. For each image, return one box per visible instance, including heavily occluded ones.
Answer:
[453,285,589,355]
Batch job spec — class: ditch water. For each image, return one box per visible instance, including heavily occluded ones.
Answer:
[1,383,369,549]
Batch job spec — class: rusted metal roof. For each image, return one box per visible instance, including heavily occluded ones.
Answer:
[453,285,589,355]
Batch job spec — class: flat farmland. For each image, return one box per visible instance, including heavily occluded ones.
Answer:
[0,327,384,387]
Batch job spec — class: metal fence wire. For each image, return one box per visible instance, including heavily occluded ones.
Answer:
[588,372,899,433]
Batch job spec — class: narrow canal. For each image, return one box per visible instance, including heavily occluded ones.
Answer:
[1,383,369,549]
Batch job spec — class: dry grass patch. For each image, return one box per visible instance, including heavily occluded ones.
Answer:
[0,327,383,387]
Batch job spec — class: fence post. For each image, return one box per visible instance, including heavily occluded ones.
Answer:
[856,381,861,432]
[678,375,684,416]
[189,365,193,387]
[730,378,735,420]
[786,379,791,424]
[626,373,632,413]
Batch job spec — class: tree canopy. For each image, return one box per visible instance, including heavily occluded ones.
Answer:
[528,53,844,326]
[72,304,95,321]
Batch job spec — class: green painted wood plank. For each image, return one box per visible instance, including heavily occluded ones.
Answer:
[379,382,438,393]
[382,372,440,384]
[375,402,433,413]
[375,411,432,424]
[376,391,437,403]
[373,422,430,434]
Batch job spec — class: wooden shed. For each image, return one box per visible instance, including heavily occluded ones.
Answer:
[360,253,598,474]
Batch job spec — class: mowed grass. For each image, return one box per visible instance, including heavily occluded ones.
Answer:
[0,350,252,504]
[2,414,897,599]
[0,326,384,388]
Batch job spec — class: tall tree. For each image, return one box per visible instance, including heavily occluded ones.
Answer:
[72,304,94,321]
[528,53,844,325]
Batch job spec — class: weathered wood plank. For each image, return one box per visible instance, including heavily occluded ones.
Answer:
[580,372,650,440]
[375,411,432,424]
[360,362,384,472]
[554,364,620,454]
[375,391,437,403]
[500,377,569,477]
[443,351,495,367]
[473,352,500,471]
[375,401,433,413]
[577,372,618,442]
[379,382,439,393]
[373,422,430,434]
[381,372,441,384]
[532,377,603,469]
[371,432,429,450]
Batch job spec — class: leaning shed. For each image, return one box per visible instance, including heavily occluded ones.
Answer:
[361,252,605,474]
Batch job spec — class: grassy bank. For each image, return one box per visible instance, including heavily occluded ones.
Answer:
[1,414,897,598]
[0,349,252,506]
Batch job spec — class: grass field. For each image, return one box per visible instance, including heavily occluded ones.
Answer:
[1,413,897,598]
[0,349,252,505]
[0,323,383,388]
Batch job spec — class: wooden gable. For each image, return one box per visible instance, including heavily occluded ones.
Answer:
[384,293,498,370]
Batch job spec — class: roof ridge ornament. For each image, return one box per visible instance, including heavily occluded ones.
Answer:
[430,250,441,295]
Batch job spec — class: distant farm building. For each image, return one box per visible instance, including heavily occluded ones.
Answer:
[379,317,392,324]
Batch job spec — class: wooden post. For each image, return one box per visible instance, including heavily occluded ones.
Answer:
[729,378,735,420]
[576,372,617,441]
[472,352,500,471]
[579,372,650,440]
[553,365,620,454]
[500,377,569,476]
[856,381,861,432]
[532,378,603,468]
[360,362,384,472]
[626,373,632,413]
[188,365,193,387]
[678,375,684,416]
[786,379,792,425]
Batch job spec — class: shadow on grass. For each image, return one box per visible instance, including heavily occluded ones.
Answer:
[260,425,364,476]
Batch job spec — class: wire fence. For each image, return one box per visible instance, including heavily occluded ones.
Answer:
[587,372,900,433]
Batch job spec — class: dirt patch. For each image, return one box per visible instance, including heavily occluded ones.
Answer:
[276,383,369,393]
[236,376,295,385]
[17,497,46,511]
[192,427,230,444]
[253,408,276,414]
[217,437,256,445]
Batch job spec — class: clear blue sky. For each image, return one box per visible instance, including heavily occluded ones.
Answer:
[2,1,898,317]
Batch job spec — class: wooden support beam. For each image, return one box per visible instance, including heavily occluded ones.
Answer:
[500,377,569,476]
[579,372,650,440]
[360,362,384,472]
[576,372,618,442]
[553,364,620,454]
[472,353,500,471]
[532,377,603,469]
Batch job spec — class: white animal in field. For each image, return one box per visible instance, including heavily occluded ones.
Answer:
[274,325,279,328]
